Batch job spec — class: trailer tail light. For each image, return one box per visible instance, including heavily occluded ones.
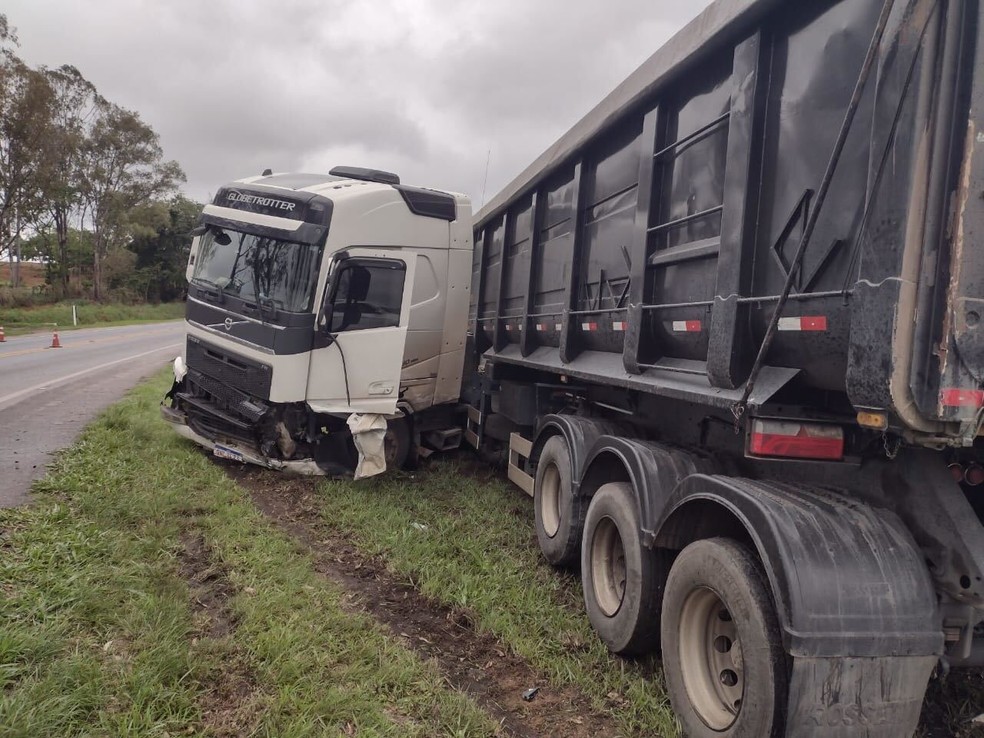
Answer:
[966,464,984,486]
[949,463,967,483]
[749,420,844,461]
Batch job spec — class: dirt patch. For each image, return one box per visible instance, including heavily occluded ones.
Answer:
[178,532,267,737]
[920,666,984,738]
[0,262,46,289]
[228,465,620,738]
[179,533,238,639]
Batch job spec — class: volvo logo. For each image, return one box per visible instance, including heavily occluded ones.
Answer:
[206,317,250,332]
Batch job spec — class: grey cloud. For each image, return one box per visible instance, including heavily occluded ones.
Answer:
[6,0,712,207]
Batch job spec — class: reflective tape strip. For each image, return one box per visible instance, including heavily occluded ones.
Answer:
[672,320,702,333]
[581,322,598,331]
[536,324,546,332]
[612,321,626,331]
[778,316,828,332]
[555,323,563,332]
[941,389,984,408]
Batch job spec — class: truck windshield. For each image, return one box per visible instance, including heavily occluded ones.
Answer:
[192,228,322,313]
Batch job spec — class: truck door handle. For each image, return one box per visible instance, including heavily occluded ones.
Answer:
[368,381,395,396]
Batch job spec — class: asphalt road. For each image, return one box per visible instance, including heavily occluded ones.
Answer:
[0,321,185,507]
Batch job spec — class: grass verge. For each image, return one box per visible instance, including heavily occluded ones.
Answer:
[3,368,980,737]
[0,300,184,335]
[0,373,496,738]
[302,460,984,738]
[307,464,680,737]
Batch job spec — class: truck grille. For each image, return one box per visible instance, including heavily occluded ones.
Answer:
[185,368,266,423]
[185,336,272,400]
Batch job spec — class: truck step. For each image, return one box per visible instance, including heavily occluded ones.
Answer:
[425,428,463,452]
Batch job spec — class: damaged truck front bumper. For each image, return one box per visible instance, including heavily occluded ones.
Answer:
[160,403,326,476]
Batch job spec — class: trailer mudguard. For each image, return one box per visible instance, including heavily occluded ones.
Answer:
[531,415,618,490]
[654,475,943,738]
[578,436,721,542]
[656,474,943,659]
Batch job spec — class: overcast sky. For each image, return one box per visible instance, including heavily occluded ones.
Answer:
[5,1,712,207]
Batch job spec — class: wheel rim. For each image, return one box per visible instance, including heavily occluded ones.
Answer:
[590,517,626,616]
[540,463,562,537]
[678,586,744,730]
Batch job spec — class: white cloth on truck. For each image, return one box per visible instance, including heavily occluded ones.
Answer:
[346,413,388,479]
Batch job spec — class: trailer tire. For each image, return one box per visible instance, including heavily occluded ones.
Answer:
[582,481,663,655]
[660,538,787,738]
[534,435,582,567]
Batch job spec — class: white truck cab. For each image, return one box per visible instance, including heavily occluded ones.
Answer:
[163,167,472,475]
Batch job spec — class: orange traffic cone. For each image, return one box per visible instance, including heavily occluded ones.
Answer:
[0,326,5,342]
[50,329,62,348]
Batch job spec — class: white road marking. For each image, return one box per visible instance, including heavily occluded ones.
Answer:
[0,343,181,410]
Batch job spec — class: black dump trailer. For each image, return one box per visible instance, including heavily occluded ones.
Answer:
[465,0,984,735]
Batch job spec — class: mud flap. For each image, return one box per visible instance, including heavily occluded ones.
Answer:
[786,656,937,737]
[655,475,944,737]
[346,413,387,479]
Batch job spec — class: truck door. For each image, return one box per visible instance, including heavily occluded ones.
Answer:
[307,250,414,414]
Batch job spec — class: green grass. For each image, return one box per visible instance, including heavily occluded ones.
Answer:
[0,374,496,737]
[310,464,681,738]
[0,300,184,335]
[6,370,978,737]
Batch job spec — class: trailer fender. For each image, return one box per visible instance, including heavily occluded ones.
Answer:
[654,474,943,660]
[578,437,718,543]
[655,475,943,737]
[530,415,617,490]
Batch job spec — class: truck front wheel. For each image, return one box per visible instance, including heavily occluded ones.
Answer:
[660,537,787,738]
[534,435,582,567]
[581,481,663,655]
[384,417,411,470]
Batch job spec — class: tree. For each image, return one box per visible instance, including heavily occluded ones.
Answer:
[78,103,185,299]
[41,64,102,295]
[0,16,56,287]
[21,226,94,288]
[126,195,200,302]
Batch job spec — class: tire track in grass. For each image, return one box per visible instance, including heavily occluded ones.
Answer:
[232,466,621,738]
[178,532,268,737]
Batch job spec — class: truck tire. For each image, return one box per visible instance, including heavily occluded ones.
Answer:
[660,538,787,738]
[384,417,411,470]
[582,481,663,655]
[534,435,582,567]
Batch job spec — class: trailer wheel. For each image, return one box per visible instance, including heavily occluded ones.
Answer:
[661,538,787,738]
[534,435,582,567]
[384,417,411,470]
[582,482,662,655]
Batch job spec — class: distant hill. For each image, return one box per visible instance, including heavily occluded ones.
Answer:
[0,263,46,289]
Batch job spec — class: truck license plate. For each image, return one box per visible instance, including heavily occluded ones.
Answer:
[213,444,244,462]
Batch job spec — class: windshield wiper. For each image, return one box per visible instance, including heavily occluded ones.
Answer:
[251,253,275,323]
